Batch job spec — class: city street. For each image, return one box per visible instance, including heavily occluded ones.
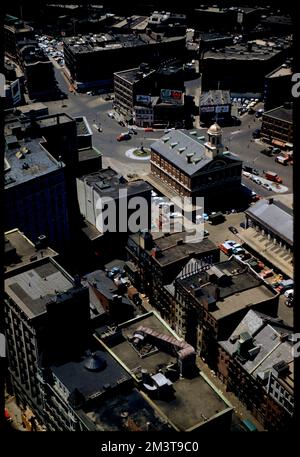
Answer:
[45,63,293,196]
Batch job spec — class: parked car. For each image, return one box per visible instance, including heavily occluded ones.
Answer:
[144,127,154,132]
[107,112,114,118]
[263,183,272,190]
[261,269,274,279]
[284,289,294,298]
[252,128,261,139]
[252,168,260,176]
[229,226,238,234]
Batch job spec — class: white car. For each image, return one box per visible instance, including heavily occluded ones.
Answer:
[284,289,294,298]
[243,171,251,177]
[263,183,272,190]
[107,112,114,118]
[169,212,183,218]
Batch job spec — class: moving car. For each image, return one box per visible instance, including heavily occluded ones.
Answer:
[117,133,131,141]
[229,226,238,234]
[262,183,272,191]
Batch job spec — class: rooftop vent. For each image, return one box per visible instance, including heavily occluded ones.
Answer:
[178,147,186,153]
[84,352,107,372]
[170,142,178,148]
[186,152,194,163]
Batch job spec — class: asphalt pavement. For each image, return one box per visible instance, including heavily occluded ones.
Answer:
[46,64,292,195]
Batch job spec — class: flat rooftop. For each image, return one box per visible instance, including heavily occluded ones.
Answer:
[263,105,293,123]
[78,147,102,162]
[204,37,291,60]
[98,312,231,431]
[130,231,218,267]
[114,66,155,84]
[76,117,92,136]
[51,348,130,401]
[5,258,75,319]
[64,32,183,54]
[4,137,62,189]
[177,258,276,320]
[85,386,171,431]
[4,228,58,276]
[80,168,151,199]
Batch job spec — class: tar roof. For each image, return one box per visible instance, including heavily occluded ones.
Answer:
[204,38,291,60]
[114,66,155,83]
[177,258,276,320]
[130,231,218,267]
[245,198,293,245]
[4,228,57,275]
[51,348,130,401]
[5,258,75,319]
[263,105,293,123]
[85,387,171,431]
[101,311,230,430]
[80,168,152,199]
[4,137,62,189]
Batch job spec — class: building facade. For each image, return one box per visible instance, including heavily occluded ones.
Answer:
[217,310,294,430]
[199,90,232,125]
[260,103,293,148]
[150,124,242,202]
[4,135,70,251]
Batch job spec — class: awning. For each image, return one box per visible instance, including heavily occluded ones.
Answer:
[272,139,286,148]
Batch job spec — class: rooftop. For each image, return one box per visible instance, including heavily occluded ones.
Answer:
[4,228,58,276]
[5,257,79,319]
[85,387,171,431]
[5,112,74,136]
[78,146,102,163]
[64,32,182,54]
[151,129,240,177]
[263,104,293,123]
[79,167,152,200]
[204,37,291,60]
[4,136,63,189]
[75,116,92,136]
[114,65,155,84]
[245,198,293,246]
[266,65,292,79]
[220,310,294,376]
[51,348,130,403]
[96,311,231,430]
[177,258,276,320]
[200,90,231,107]
[130,231,218,268]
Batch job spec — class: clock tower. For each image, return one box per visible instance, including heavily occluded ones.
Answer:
[205,122,224,159]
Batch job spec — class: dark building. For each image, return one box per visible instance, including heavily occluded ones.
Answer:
[199,90,232,125]
[218,310,294,430]
[201,37,292,93]
[260,103,293,148]
[114,64,156,117]
[4,134,70,251]
[264,64,293,111]
[114,61,185,123]
[126,230,219,323]
[63,32,186,92]
[147,11,186,35]
[18,41,58,101]
[172,257,279,368]
[191,7,237,32]
[75,116,103,175]
[4,251,90,427]
[198,32,233,55]
[4,16,35,57]
[150,125,242,204]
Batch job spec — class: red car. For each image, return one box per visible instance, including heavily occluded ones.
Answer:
[144,127,154,132]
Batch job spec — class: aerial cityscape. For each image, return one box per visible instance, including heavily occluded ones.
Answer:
[2,0,295,435]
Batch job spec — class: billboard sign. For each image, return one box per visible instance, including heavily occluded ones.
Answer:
[201,106,215,113]
[136,95,151,105]
[215,105,230,113]
[160,89,183,105]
